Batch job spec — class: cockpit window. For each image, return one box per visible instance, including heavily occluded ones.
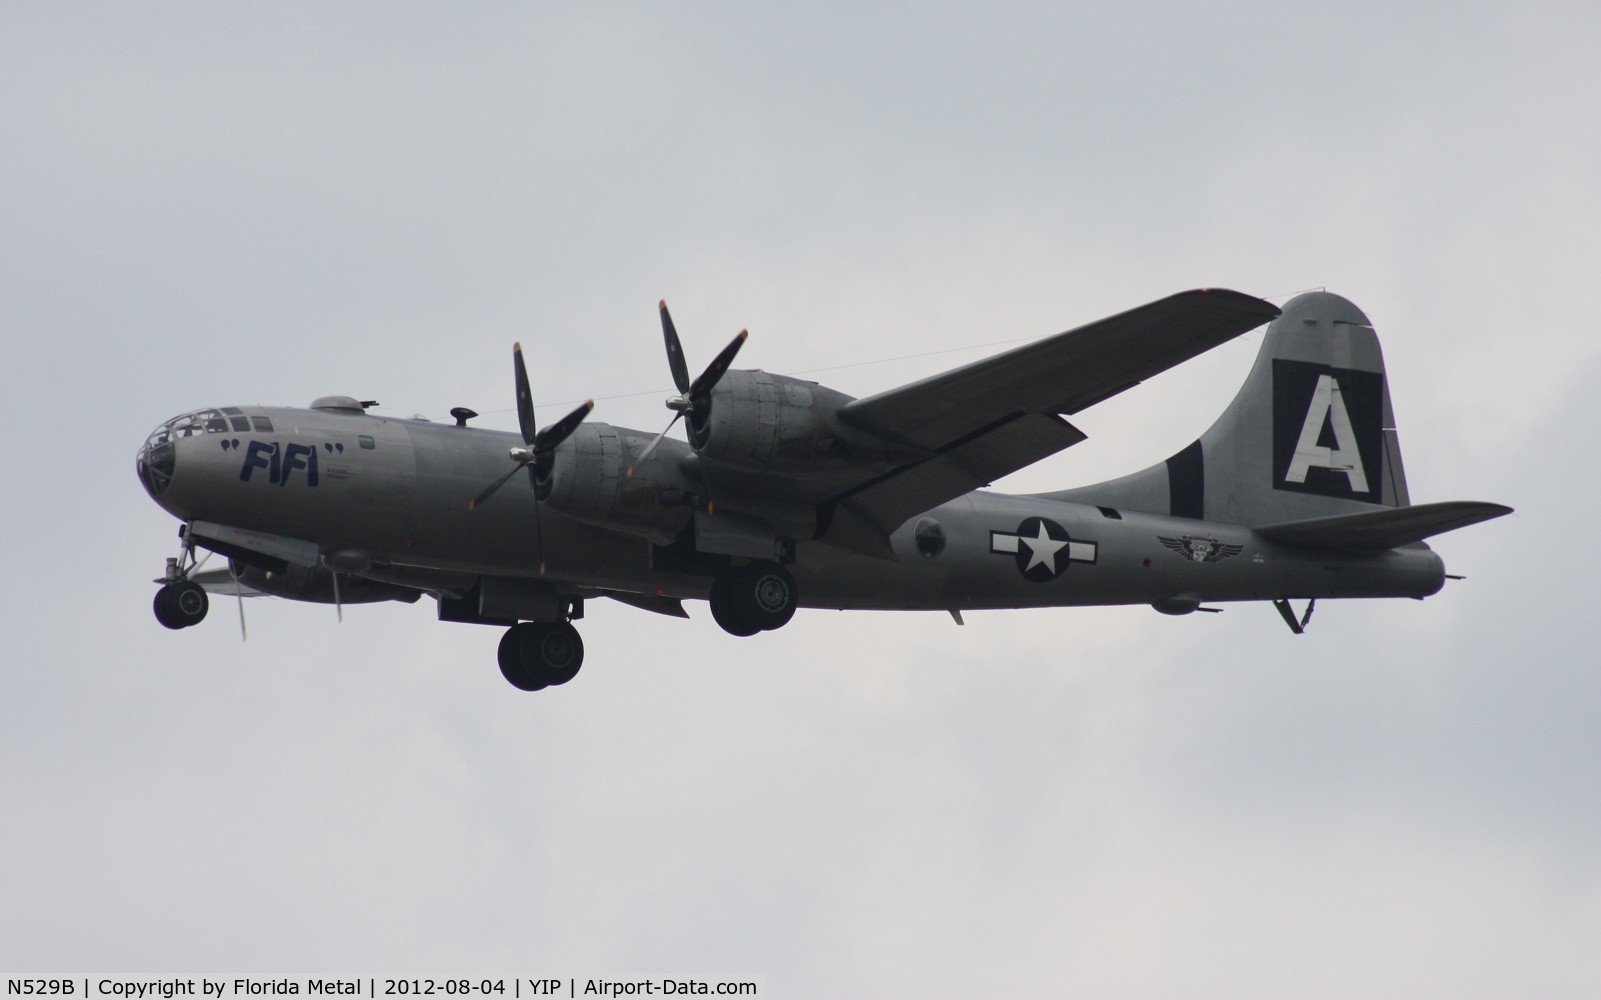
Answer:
[138,407,271,500]
[138,415,185,496]
[154,408,255,441]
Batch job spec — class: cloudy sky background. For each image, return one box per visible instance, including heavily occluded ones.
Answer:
[3,2,1597,994]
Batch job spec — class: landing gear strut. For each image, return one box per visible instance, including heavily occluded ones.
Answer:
[709,560,798,637]
[497,620,585,691]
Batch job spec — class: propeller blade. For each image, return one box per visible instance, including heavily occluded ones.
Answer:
[467,463,524,510]
[690,329,748,399]
[660,301,691,395]
[534,399,594,454]
[513,341,536,445]
[626,411,683,477]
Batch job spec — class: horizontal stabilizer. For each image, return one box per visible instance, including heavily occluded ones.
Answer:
[1255,501,1513,550]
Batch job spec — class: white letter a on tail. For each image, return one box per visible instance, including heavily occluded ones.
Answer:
[1285,374,1369,493]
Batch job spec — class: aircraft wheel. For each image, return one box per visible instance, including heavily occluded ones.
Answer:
[498,623,548,691]
[154,589,182,629]
[708,574,760,637]
[710,561,797,635]
[498,625,545,691]
[742,561,798,631]
[498,622,584,690]
[155,582,208,630]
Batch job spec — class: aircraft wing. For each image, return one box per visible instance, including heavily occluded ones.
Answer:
[823,289,1281,554]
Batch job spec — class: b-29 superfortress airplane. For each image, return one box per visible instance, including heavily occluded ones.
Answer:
[137,289,1510,690]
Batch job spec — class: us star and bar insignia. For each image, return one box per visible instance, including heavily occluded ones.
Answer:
[991,517,1097,582]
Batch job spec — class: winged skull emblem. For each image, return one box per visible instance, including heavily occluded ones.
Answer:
[1158,535,1244,564]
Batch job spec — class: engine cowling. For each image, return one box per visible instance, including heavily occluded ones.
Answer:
[541,422,694,544]
[689,371,866,480]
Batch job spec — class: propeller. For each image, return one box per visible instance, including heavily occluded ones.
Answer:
[469,343,594,510]
[627,301,747,476]
[468,342,594,571]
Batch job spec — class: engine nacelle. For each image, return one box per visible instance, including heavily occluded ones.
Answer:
[542,422,693,545]
[690,371,863,479]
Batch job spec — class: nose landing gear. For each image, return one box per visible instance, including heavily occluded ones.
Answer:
[151,530,211,630]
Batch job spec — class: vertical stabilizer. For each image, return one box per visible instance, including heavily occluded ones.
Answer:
[1043,291,1411,525]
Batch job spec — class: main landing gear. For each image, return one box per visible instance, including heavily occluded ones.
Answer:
[497,620,585,691]
[708,560,798,637]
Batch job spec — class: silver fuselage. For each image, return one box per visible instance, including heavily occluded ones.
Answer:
[138,405,1445,611]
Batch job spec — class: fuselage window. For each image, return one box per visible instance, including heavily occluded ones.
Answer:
[1097,506,1123,520]
[221,407,244,416]
[229,416,251,432]
[358,435,376,450]
[252,416,274,433]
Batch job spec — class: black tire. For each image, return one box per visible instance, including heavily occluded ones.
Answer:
[153,588,183,630]
[155,582,208,629]
[498,623,548,691]
[498,621,585,690]
[708,573,761,637]
[710,562,797,635]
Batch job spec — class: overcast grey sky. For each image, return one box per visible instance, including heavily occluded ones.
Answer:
[3,2,1597,995]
